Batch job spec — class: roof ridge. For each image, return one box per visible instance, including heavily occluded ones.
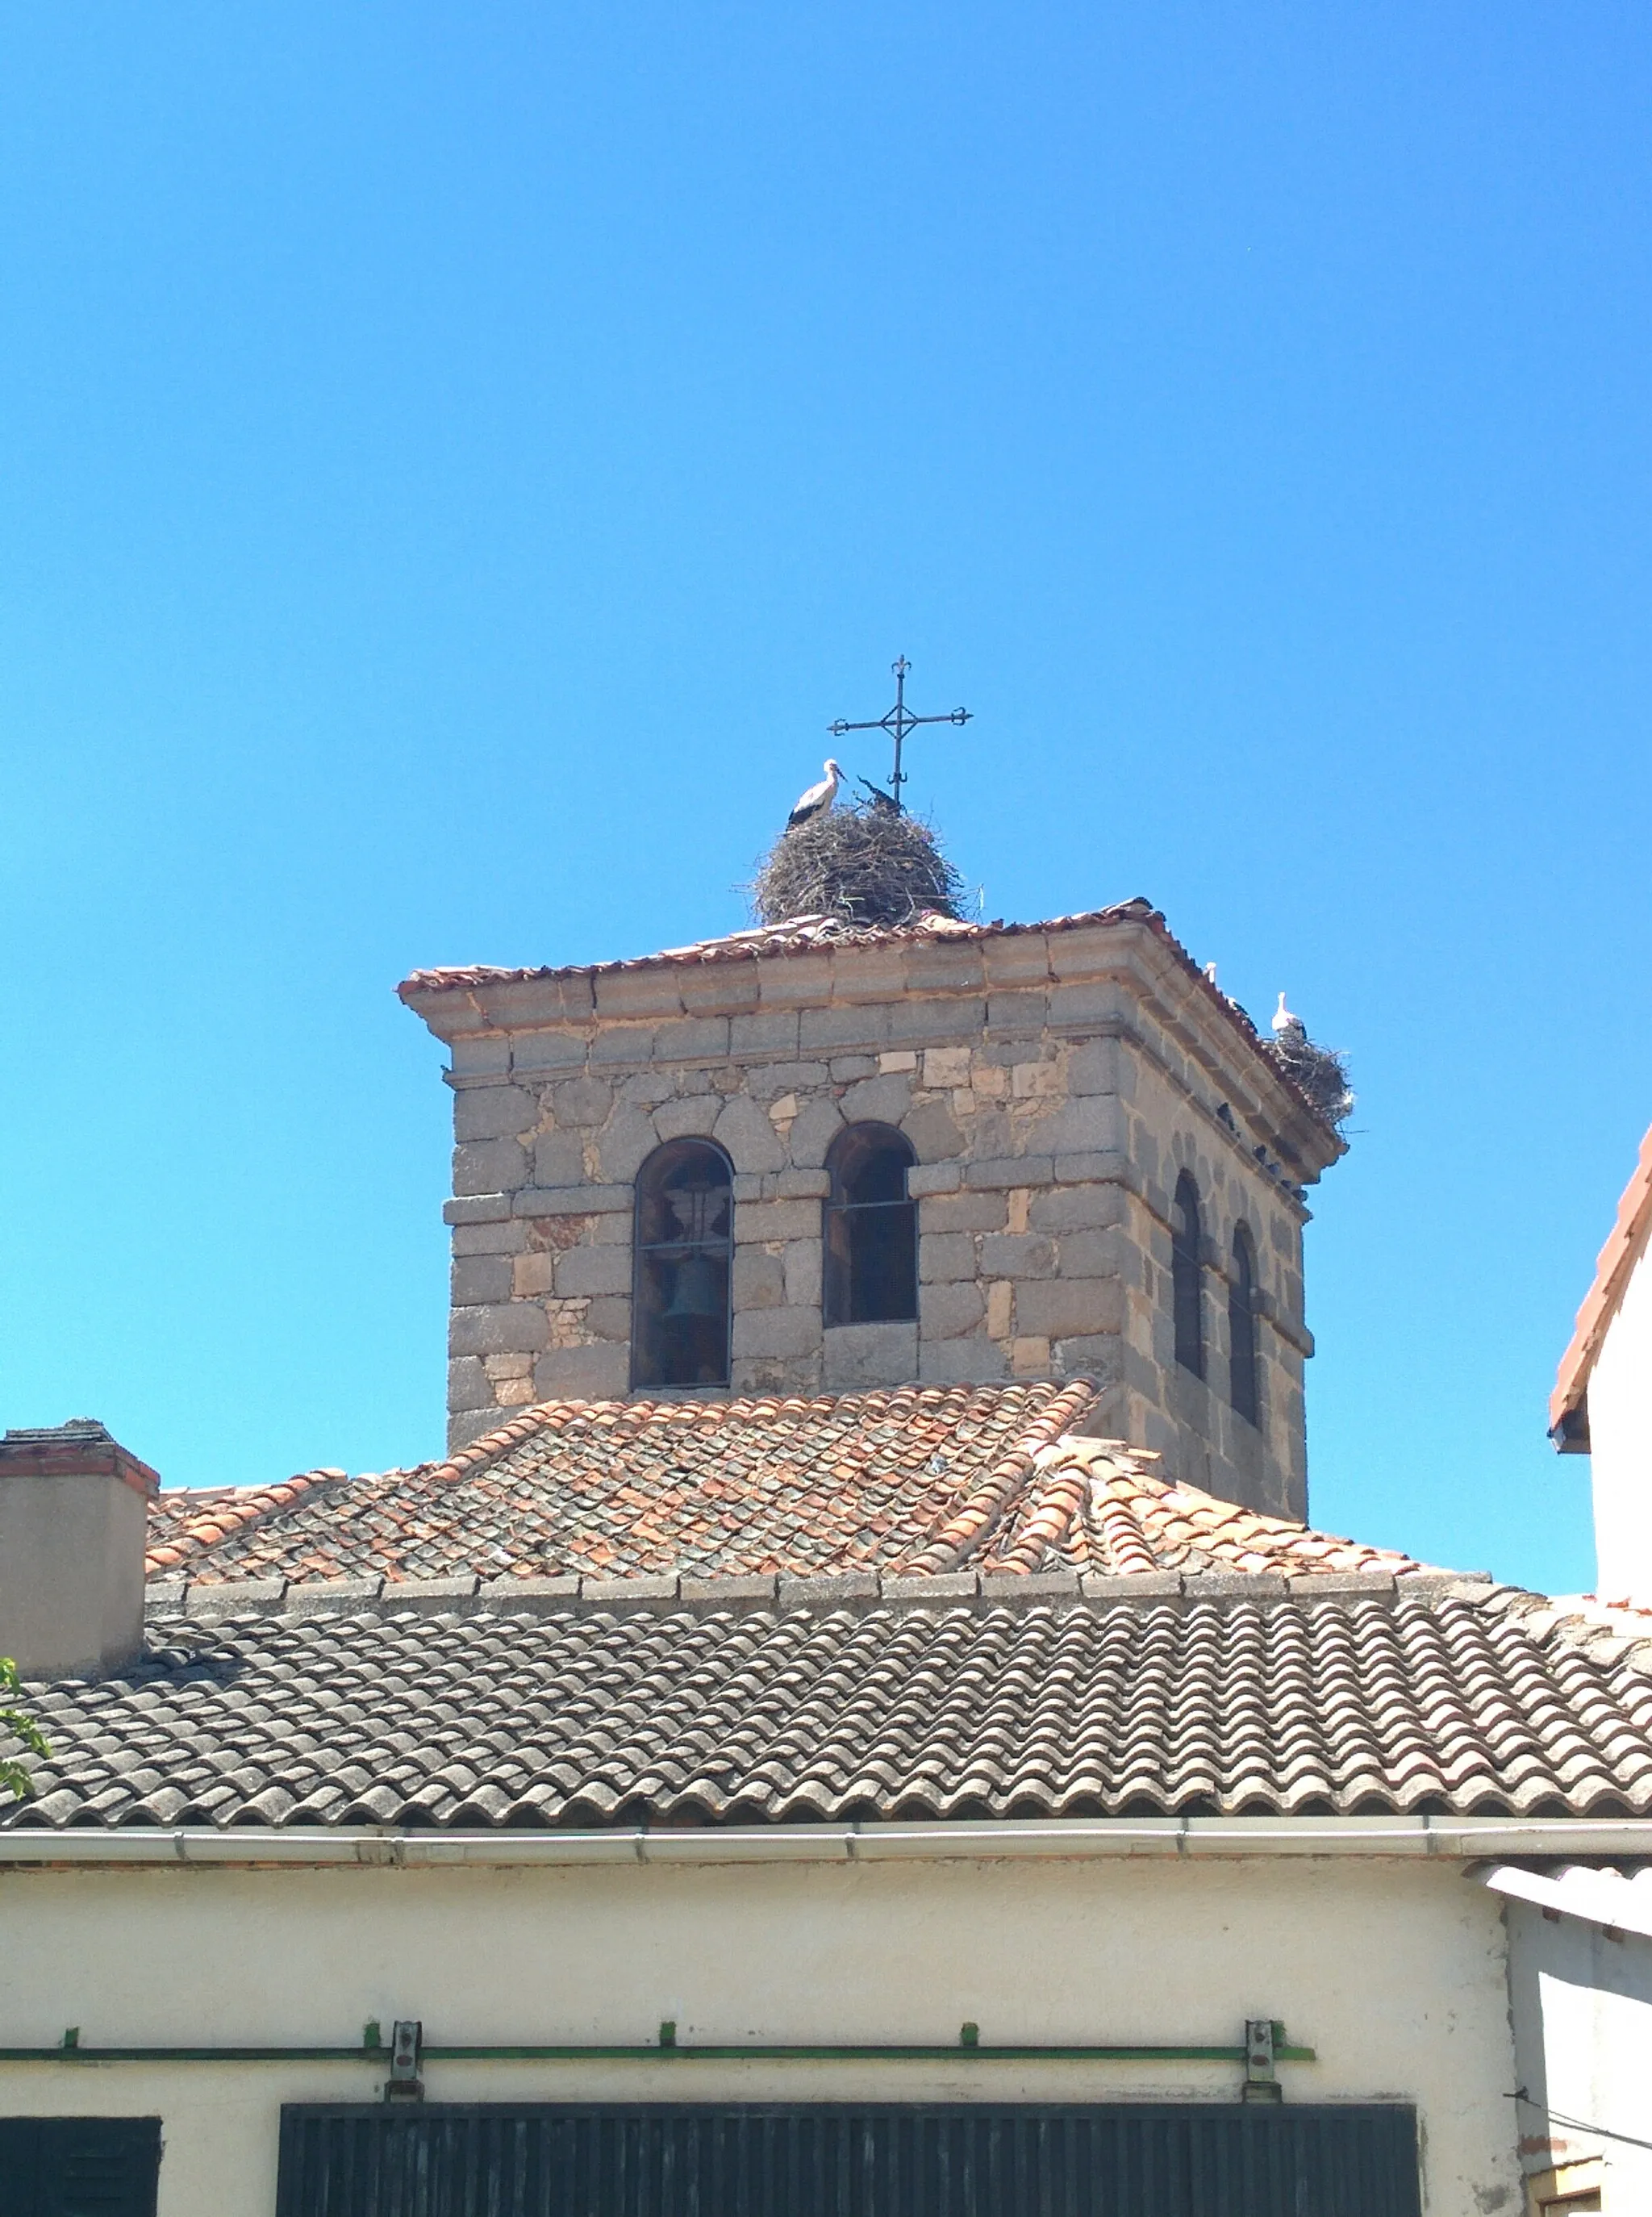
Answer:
[144,1560,1491,1626]
[396,904,1157,996]
[1086,1479,1161,1576]
[984,1459,1091,1573]
[895,1376,1100,1573]
[144,1466,351,1575]
[1031,1434,1444,1580]
[423,1401,565,1484]
[1494,1584,1652,1672]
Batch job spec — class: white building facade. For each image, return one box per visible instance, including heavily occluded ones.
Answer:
[0,1830,1550,2217]
[1490,1861,1652,2215]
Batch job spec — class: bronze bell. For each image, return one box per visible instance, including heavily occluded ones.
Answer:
[661,1252,724,1318]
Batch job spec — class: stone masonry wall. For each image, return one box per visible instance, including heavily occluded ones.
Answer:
[415,919,1334,1518]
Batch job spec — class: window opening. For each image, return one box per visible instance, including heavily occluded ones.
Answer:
[1171,1171,1204,1379]
[824,1123,918,1326]
[278,2100,1424,2217]
[1229,1225,1260,1426]
[0,2119,161,2217]
[631,1139,733,1388]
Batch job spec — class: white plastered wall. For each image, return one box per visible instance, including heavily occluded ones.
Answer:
[0,1855,1516,2217]
[1590,1233,1652,1606]
[1504,1897,1652,2211]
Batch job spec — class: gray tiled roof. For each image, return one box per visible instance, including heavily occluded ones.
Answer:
[6,1577,1652,1831]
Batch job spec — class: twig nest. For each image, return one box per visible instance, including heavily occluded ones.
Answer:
[752,804,965,929]
[1265,1029,1355,1129]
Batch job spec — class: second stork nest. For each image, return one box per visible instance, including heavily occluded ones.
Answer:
[753,804,966,929]
[1265,1029,1355,1129]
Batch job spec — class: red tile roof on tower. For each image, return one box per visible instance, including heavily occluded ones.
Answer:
[144,1383,1433,1589]
[398,904,1162,994]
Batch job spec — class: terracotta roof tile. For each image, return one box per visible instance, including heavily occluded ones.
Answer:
[142,1387,1433,1589]
[145,1469,348,1572]
[397,907,1149,995]
[1551,1121,1652,1431]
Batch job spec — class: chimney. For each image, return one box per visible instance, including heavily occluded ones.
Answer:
[0,1421,158,1680]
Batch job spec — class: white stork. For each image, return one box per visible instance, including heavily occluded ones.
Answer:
[786,758,843,830]
[1272,991,1306,1041]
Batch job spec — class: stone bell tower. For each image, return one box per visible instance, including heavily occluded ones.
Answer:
[400,900,1344,1519]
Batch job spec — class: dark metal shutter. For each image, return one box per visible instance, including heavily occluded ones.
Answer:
[0,2118,162,2217]
[277,2102,1420,2217]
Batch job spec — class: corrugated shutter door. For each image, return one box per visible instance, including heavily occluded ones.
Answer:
[277,2102,1421,2217]
[0,2119,162,2217]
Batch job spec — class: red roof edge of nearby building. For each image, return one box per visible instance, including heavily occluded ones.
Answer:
[1551,1122,1652,1440]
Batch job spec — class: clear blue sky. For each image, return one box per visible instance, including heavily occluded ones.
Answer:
[2,3,1647,1593]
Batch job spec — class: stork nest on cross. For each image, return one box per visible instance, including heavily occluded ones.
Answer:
[750,801,966,929]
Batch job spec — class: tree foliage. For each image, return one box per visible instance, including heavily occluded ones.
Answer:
[0,1657,49,1802]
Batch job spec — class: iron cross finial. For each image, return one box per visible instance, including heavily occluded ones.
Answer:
[829,658,971,813]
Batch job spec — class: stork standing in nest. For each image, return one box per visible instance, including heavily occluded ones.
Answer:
[786,758,843,831]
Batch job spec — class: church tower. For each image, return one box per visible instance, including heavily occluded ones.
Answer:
[401,899,1343,1521]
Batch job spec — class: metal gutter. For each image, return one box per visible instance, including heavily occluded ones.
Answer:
[4,1815,1652,1866]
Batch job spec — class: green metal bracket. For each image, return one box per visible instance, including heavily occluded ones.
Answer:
[4,2038,1316,2065]
[2,2020,1316,2069]
[1241,2017,1284,2105]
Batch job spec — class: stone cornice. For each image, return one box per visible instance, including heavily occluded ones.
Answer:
[407,912,1342,1179]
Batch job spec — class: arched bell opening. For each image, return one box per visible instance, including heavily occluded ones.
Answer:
[1171,1170,1205,1380]
[631,1138,734,1389]
[1229,1223,1261,1428]
[823,1122,918,1326]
